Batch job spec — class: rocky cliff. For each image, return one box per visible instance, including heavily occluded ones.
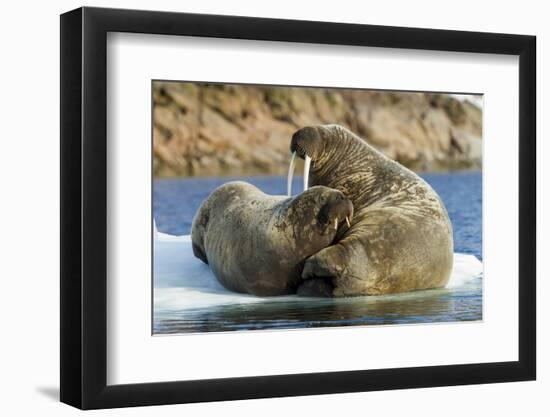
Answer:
[153,82,482,177]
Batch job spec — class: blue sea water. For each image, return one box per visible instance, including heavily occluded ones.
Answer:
[153,172,482,333]
[154,172,482,259]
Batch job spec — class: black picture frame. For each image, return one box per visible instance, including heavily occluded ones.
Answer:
[60,6,536,410]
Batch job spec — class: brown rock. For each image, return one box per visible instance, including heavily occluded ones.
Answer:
[152,82,483,177]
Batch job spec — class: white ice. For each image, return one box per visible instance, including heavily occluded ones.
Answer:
[154,233,483,311]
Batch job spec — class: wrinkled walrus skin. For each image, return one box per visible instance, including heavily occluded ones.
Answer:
[290,125,454,296]
[191,181,354,297]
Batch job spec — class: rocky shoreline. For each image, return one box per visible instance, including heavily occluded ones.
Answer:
[153,82,482,177]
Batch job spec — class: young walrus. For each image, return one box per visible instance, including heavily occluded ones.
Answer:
[191,181,353,297]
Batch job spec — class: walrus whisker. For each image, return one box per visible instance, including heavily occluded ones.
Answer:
[304,154,311,191]
[287,151,296,196]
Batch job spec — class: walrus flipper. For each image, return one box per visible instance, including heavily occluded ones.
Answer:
[301,245,346,289]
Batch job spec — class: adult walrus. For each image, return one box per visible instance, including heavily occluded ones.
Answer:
[288,124,454,297]
[191,181,353,297]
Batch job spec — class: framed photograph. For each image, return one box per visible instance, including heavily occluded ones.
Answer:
[60,6,536,409]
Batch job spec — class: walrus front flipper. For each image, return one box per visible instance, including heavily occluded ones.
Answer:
[302,244,346,281]
[299,250,340,297]
[296,278,333,297]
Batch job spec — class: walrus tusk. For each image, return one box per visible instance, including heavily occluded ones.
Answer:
[334,219,339,230]
[304,154,311,191]
[287,151,296,196]
[346,216,351,228]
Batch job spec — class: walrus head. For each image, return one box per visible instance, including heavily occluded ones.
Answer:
[291,186,353,237]
[317,189,354,235]
[291,126,325,161]
[288,125,343,197]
